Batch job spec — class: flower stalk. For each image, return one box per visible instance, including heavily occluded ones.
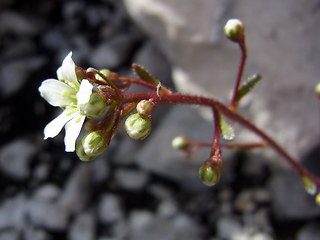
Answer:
[38,18,320,205]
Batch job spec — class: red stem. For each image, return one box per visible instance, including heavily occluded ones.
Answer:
[122,91,320,185]
[230,38,247,111]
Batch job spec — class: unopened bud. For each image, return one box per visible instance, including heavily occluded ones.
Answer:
[172,136,188,150]
[315,193,320,206]
[136,100,154,115]
[224,19,245,42]
[199,160,221,186]
[76,131,107,161]
[301,176,317,195]
[95,69,111,82]
[315,83,320,95]
[78,93,106,119]
[125,113,151,140]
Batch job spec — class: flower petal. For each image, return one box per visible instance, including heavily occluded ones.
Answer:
[57,51,79,89]
[64,113,86,152]
[44,109,78,139]
[77,79,93,105]
[39,79,77,107]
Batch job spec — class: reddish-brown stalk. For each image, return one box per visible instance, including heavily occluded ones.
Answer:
[121,91,320,187]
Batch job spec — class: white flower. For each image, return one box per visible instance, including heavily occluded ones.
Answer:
[39,52,93,152]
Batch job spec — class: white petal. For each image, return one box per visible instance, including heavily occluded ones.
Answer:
[39,79,77,107]
[44,109,78,139]
[77,79,93,105]
[56,51,79,89]
[64,113,86,152]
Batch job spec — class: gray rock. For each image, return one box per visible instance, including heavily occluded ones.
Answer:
[33,184,61,202]
[157,199,179,219]
[41,28,69,51]
[0,11,42,36]
[128,210,203,240]
[0,139,37,180]
[216,216,243,240]
[114,168,149,190]
[89,33,136,69]
[268,170,320,219]
[26,200,70,231]
[59,164,93,214]
[91,155,110,184]
[0,194,27,230]
[296,222,320,240]
[98,194,123,224]
[0,230,19,240]
[112,138,140,166]
[24,228,51,240]
[2,38,36,59]
[0,56,47,97]
[68,211,95,240]
[26,164,93,231]
[216,215,273,240]
[123,0,320,165]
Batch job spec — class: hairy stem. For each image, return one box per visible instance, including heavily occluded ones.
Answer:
[230,38,247,111]
[122,91,320,186]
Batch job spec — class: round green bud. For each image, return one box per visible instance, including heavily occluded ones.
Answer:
[76,142,95,161]
[199,160,221,186]
[136,100,154,115]
[171,136,188,150]
[76,131,107,161]
[96,69,111,82]
[224,19,245,42]
[125,113,151,140]
[301,176,317,195]
[315,193,320,206]
[79,93,106,119]
[315,83,320,95]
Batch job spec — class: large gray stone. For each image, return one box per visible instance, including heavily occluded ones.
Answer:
[268,170,320,219]
[123,0,320,165]
[0,139,37,180]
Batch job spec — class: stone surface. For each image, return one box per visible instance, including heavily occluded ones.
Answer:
[68,211,95,240]
[89,33,137,69]
[296,222,320,240]
[0,139,37,180]
[128,210,203,240]
[0,56,47,97]
[114,168,149,190]
[98,194,123,224]
[0,194,27,230]
[123,0,320,164]
[268,170,320,219]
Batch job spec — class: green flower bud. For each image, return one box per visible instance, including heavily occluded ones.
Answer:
[171,136,188,150]
[199,160,221,186]
[125,113,151,140]
[224,19,245,42]
[315,193,320,206]
[96,69,111,82]
[301,176,317,195]
[136,100,154,115]
[315,83,320,95]
[76,142,95,161]
[79,93,106,119]
[76,131,107,161]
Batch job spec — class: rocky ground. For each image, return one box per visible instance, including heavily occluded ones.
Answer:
[0,0,320,240]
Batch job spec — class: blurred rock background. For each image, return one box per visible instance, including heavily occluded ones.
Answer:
[0,0,320,239]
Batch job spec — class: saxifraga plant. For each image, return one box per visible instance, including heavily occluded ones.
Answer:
[38,19,320,205]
